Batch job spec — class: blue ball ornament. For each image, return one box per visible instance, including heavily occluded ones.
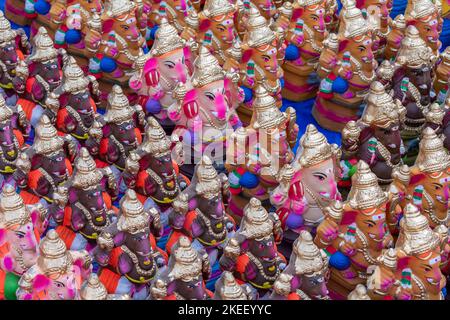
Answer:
[332,76,349,94]
[100,57,117,73]
[145,98,162,114]
[329,251,351,270]
[34,0,51,15]
[239,172,259,189]
[65,29,82,44]
[284,44,300,61]
[240,86,253,103]
[286,213,304,229]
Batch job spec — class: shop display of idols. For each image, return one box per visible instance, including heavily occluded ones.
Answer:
[13,115,78,204]
[270,124,341,258]
[340,81,406,188]
[0,95,30,185]
[94,189,168,299]
[226,86,297,223]
[49,148,119,251]
[0,185,48,300]
[433,47,450,104]
[281,0,328,102]
[16,229,92,300]
[367,204,447,300]
[149,235,213,300]
[129,18,192,133]
[219,198,285,295]
[312,0,377,132]
[314,161,393,296]
[271,230,330,300]
[213,271,256,300]
[384,14,406,62]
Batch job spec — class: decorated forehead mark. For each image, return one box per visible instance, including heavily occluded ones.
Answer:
[316,9,324,15]
[429,256,441,265]
[267,48,277,55]
[126,17,136,24]
[222,19,233,27]
[439,176,450,184]
[372,213,385,221]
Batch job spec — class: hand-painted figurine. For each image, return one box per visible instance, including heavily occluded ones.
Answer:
[348,284,371,300]
[80,273,130,300]
[146,0,197,36]
[0,95,30,185]
[0,11,30,105]
[13,115,78,204]
[219,198,285,296]
[94,189,168,299]
[314,161,393,295]
[270,124,341,257]
[313,0,377,132]
[16,229,92,300]
[238,7,284,123]
[128,19,192,133]
[49,148,119,251]
[97,85,146,190]
[340,81,406,188]
[167,155,235,270]
[0,185,48,300]
[213,271,256,300]
[48,56,103,156]
[367,204,447,300]
[269,273,310,300]
[433,47,450,104]
[281,0,328,102]
[272,230,330,300]
[149,236,213,300]
[384,14,406,62]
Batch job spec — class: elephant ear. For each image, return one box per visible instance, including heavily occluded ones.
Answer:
[102,18,115,34]
[199,15,211,32]
[409,171,426,186]
[33,274,51,292]
[292,8,304,21]
[338,39,349,53]
[241,46,253,64]
[341,210,358,225]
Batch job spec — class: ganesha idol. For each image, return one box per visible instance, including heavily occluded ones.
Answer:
[0,185,48,300]
[314,161,394,296]
[150,236,212,300]
[0,95,31,186]
[270,124,341,258]
[312,0,377,132]
[93,189,168,299]
[237,7,284,124]
[13,115,78,205]
[48,148,119,252]
[0,11,30,105]
[340,81,406,189]
[367,204,447,300]
[167,46,243,178]
[15,230,92,300]
[219,198,285,295]
[80,274,130,300]
[128,18,193,134]
[225,86,298,224]
[167,155,235,271]
[281,0,328,102]
[213,271,257,300]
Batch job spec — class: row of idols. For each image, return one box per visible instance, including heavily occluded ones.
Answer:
[0,0,449,300]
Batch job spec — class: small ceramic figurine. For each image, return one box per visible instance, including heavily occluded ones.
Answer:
[14,27,67,127]
[16,229,92,300]
[0,11,30,105]
[13,115,78,204]
[226,86,297,223]
[219,198,285,296]
[270,124,341,257]
[384,14,406,62]
[49,148,119,251]
[366,248,399,300]
[149,236,213,300]
[213,271,256,300]
[147,0,197,36]
[97,85,146,189]
[0,185,48,300]
[94,189,167,299]
[433,47,450,104]
[314,161,393,295]
[340,81,406,188]
[167,155,235,269]
[80,274,130,300]
[272,230,330,300]
[348,284,371,300]
[281,0,328,102]
[0,95,30,185]
[312,0,377,132]
[129,18,193,133]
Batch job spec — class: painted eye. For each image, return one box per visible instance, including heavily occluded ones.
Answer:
[56,156,63,162]
[205,93,215,101]
[122,25,129,30]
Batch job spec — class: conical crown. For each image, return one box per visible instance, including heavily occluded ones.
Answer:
[30,27,58,62]
[415,127,450,173]
[37,230,73,276]
[151,18,185,57]
[396,25,434,68]
[191,46,225,87]
[339,0,368,39]
[0,95,13,122]
[243,6,275,48]
[117,189,149,234]
[0,10,17,45]
[377,248,397,269]
[426,103,445,125]
[239,198,273,239]
[168,236,203,281]
[104,85,134,123]
[141,117,171,157]
[62,56,90,93]
[405,0,438,20]
[104,0,136,18]
[0,184,31,228]
[347,161,388,210]
[81,274,108,300]
[297,124,336,168]
[251,86,286,130]
[217,271,248,300]
[196,155,218,182]
[202,0,235,18]
[72,148,103,189]
[292,230,327,275]
[323,200,343,221]
[33,115,64,155]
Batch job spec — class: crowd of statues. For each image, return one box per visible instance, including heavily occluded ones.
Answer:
[0,0,449,300]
